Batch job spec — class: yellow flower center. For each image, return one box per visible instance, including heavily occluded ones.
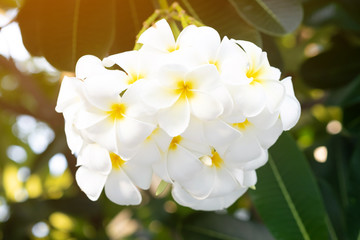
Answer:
[107,103,126,121]
[175,80,194,100]
[232,119,251,131]
[167,45,179,53]
[169,136,182,150]
[109,152,126,169]
[199,148,224,168]
[146,128,159,141]
[246,65,264,85]
[211,149,224,168]
[209,60,220,72]
[127,72,145,85]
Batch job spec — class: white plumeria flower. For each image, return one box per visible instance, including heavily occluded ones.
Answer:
[103,50,164,86]
[137,19,214,68]
[76,143,152,205]
[55,18,302,210]
[162,123,258,211]
[143,64,226,136]
[138,19,195,54]
[204,110,282,170]
[174,25,247,83]
[74,59,156,157]
[279,77,301,130]
[229,40,285,117]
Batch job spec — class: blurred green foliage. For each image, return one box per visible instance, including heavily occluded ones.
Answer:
[0,0,359,239]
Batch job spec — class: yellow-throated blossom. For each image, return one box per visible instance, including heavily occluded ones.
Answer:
[56,19,301,210]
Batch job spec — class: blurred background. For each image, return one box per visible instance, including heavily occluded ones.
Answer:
[0,0,359,239]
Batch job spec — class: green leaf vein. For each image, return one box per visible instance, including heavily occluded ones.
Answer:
[72,0,81,66]
[269,157,311,240]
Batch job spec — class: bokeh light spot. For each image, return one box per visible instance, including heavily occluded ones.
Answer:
[326,120,342,135]
[32,221,49,238]
[7,145,27,163]
[49,153,68,176]
[314,146,328,163]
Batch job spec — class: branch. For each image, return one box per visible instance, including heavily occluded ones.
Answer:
[0,98,34,116]
[0,55,63,128]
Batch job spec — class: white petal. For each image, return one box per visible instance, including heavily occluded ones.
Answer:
[102,50,138,73]
[116,116,155,148]
[209,168,239,197]
[172,183,247,211]
[75,108,109,130]
[280,77,301,130]
[152,155,172,183]
[167,145,203,183]
[55,76,82,113]
[225,135,263,164]
[181,118,206,144]
[211,86,234,117]
[204,120,238,147]
[64,121,84,155]
[178,25,220,60]
[186,64,220,90]
[241,149,268,170]
[232,169,258,187]
[234,40,262,64]
[217,37,246,65]
[131,141,162,165]
[123,161,153,190]
[157,64,188,89]
[142,84,180,109]
[62,103,84,155]
[177,166,215,199]
[76,166,107,201]
[81,117,118,153]
[77,144,112,174]
[105,170,142,205]
[235,84,266,117]
[83,73,127,111]
[75,55,106,79]
[243,170,257,187]
[248,107,280,130]
[137,19,176,53]
[152,128,172,152]
[189,91,223,120]
[158,99,190,137]
[262,80,285,112]
[256,118,283,149]
[282,76,296,96]
[280,96,301,131]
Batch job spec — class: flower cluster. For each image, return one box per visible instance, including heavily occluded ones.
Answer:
[56,19,300,211]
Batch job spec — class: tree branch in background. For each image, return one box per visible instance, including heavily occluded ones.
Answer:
[0,55,62,128]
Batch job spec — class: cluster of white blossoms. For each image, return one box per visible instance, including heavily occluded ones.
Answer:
[56,19,300,211]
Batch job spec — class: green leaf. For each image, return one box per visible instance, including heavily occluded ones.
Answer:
[180,212,274,240]
[17,0,116,71]
[228,0,303,35]
[155,180,169,196]
[250,133,331,240]
[109,0,155,54]
[180,0,262,46]
[300,41,360,89]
